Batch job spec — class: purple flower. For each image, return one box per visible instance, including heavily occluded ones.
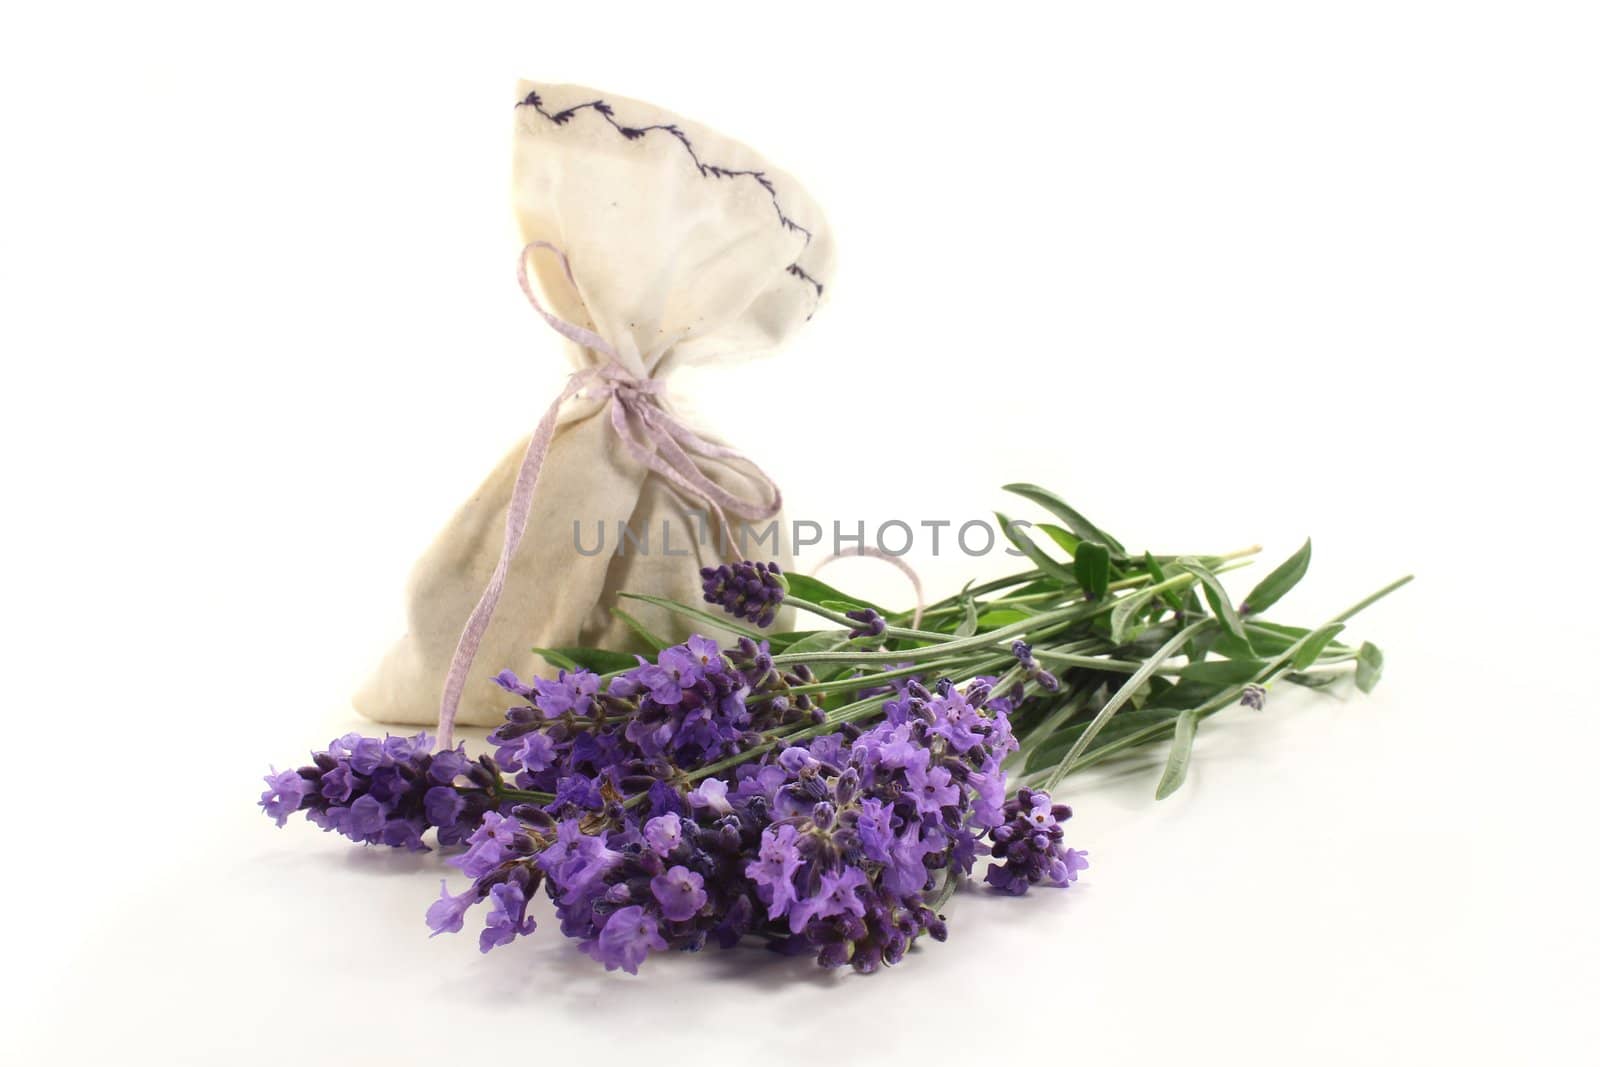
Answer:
[1051,848,1091,887]
[880,826,941,896]
[684,633,728,675]
[423,785,465,828]
[259,768,313,827]
[533,670,600,717]
[904,761,959,816]
[642,812,683,856]
[747,824,803,919]
[855,797,896,863]
[537,819,622,905]
[319,763,354,803]
[492,669,535,698]
[479,882,536,953]
[425,880,478,937]
[701,560,786,627]
[516,732,558,773]
[789,866,869,933]
[687,777,731,815]
[588,905,667,974]
[454,810,523,879]
[651,865,708,922]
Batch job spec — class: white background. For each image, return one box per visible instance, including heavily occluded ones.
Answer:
[3,2,1596,1063]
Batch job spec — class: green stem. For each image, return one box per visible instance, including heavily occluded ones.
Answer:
[1041,619,1214,792]
[1032,574,1414,785]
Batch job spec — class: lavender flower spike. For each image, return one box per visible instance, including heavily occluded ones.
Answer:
[701,560,787,627]
[846,607,887,640]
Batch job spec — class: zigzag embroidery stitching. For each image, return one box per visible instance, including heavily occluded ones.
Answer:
[517,90,825,310]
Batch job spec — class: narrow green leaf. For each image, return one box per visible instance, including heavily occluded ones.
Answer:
[995,511,1076,586]
[530,647,578,671]
[1109,586,1160,644]
[609,607,669,652]
[1043,619,1212,790]
[1001,483,1129,559]
[976,608,1034,628]
[956,595,980,638]
[1075,541,1112,600]
[1145,551,1184,610]
[1175,558,1248,641]
[1235,621,1351,657]
[1355,641,1385,693]
[531,646,639,675]
[1242,539,1312,615]
[1290,623,1347,670]
[1023,708,1182,775]
[1210,631,1258,659]
[1147,677,1235,710]
[1177,659,1269,685]
[764,629,819,652]
[1155,708,1200,800]
[1038,523,1081,556]
[779,629,855,657]
[1284,671,1342,690]
[619,592,765,639]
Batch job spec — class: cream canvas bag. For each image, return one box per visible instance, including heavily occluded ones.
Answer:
[355,81,834,735]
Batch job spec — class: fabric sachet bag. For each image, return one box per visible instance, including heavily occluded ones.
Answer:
[355,80,834,737]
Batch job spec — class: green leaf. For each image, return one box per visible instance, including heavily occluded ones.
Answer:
[956,595,980,638]
[778,629,856,657]
[1038,523,1081,556]
[1177,659,1268,685]
[764,629,819,652]
[1155,708,1200,800]
[1109,586,1160,644]
[1175,558,1248,641]
[1355,641,1385,693]
[1147,677,1235,710]
[995,511,1076,586]
[1075,541,1112,600]
[976,608,1033,629]
[1001,483,1129,559]
[1023,708,1183,775]
[1228,621,1350,658]
[1242,539,1312,615]
[1284,671,1342,690]
[1212,631,1260,659]
[1290,623,1347,670]
[618,593,765,639]
[782,573,887,616]
[531,646,639,675]
[1145,551,1184,610]
[609,607,669,652]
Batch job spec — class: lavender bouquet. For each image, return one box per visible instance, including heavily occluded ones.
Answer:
[261,483,1407,975]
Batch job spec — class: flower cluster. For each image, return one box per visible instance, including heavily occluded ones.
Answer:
[488,636,818,808]
[424,662,1084,974]
[259,731,498,850]
[264,633,1086,976]
[701,559,787,627]
[983,788,1089,895]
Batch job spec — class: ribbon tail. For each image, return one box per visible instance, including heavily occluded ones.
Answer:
[436,371,594,750]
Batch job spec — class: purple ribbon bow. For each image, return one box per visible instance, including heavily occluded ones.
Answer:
[434,242,783,749]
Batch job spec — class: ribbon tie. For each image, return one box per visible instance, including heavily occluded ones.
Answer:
[435,242,783,749]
